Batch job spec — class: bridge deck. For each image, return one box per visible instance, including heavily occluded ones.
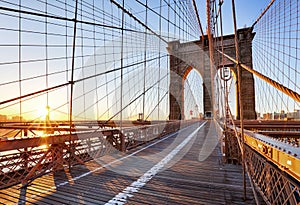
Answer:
[0,122,262,204]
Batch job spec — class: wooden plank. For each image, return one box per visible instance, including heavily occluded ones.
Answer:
[125,122,263,204]
[0,122,263,204]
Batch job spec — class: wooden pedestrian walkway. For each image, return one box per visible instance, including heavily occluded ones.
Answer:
[0,122,263,204]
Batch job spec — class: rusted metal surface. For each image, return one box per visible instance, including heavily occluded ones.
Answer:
[0,121,260,204]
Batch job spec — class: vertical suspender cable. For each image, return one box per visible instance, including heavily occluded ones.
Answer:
[93,0,99,119]
[142,0,148,121]
[70,0,79,129]
[18,0,22,126]
[219,0,227,128]
[167,0,170,120]
[80,3,86,120]
[69,0,79,169]
[231,0,246,200]
[295,0,299,111]
[45,2,49,121]
[120,0,125,151]
[106,2,110,119]
[206,0,216,120]
[158,0,162,120]
[174,0,176,36]
[65,1,70,121]
[168,0,170,41]
[213,1,221,115]
[219,0,230,129]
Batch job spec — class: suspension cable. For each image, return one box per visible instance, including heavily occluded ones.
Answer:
[217,50,300,103]
[251,0,275,29]
[231,0,246,200]
[192,0,204,39]
[110,0,168,44]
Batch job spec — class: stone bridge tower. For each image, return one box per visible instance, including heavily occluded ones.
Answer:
[168,28,256,120]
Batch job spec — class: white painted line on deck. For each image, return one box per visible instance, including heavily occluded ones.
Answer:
[105,122,206,205]
[25,122,205,202]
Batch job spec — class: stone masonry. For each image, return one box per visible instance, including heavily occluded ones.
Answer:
[168,27,256,120]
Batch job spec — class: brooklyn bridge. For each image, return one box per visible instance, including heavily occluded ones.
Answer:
[0,0,299,204]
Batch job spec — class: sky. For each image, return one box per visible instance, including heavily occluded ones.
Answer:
[186,0,272,117]
[198,0,271,35]
[0,0,276,121]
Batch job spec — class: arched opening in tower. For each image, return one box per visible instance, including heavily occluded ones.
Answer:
[183,68,204,120]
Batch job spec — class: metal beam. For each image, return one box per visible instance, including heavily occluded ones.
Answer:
[231,126,300,182]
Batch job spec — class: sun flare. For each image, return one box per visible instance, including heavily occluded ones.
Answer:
[37,106,50,119]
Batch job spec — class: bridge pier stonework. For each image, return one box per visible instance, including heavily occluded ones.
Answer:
[168,28,256,120]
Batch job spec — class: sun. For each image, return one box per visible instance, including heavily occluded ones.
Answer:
[37,106,50,119]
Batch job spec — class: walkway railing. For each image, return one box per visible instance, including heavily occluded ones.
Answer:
[223,123,300,205]
[0,120,199,189]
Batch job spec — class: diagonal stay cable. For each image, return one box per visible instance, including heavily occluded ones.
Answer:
[110,0,168,44]
[0,6,153,36]
[0,82,70,106]
[103,72,169,124]
[217,50,300,103]
[0,55,167,107]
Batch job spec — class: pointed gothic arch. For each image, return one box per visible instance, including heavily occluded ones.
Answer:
[168,28,256,120]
